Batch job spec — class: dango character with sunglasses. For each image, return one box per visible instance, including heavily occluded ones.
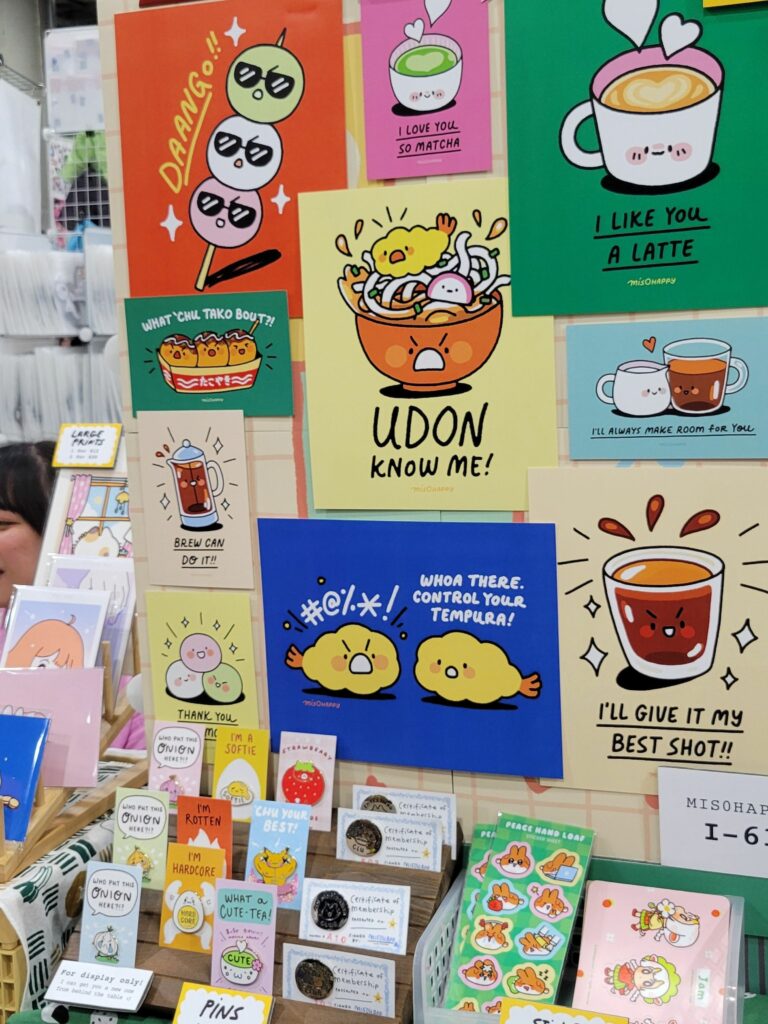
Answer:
[190,177,262,250]
[206,115,283,192]
[226,30,305,124]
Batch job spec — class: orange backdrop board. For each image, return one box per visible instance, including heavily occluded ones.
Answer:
[114,0,346,316]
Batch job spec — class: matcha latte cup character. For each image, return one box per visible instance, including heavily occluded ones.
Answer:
[389,32,463,113]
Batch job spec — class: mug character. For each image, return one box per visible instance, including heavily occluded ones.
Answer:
[415,632,541,705]
[633,898,700,948]
[180,633,222,673]
[532,886,569,919]
[202,663,244,704]
[605,954,681,1005]
[165,660,205,701]
[224,328,258,366]
[126,846,152,881]
[226,32,306,124]
[194,333,230,368]
[473,918,510,951]
[159,334,198,367]
[497,843,532,876]
[460,958,498,987]
[285,622,400,695]
[5,618,84,669]
[206,116,283,192]
[252,847,297,886]
[508,965,548,996]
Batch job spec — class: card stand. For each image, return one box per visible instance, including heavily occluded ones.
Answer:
[65,811,459,1024]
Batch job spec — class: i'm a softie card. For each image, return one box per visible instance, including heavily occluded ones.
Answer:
[445,815,595,1012]
[211,880,277,995]
[360,0,492,181]
[245,800,310,911]
[212,726,269,822]
[574,881,732,1024]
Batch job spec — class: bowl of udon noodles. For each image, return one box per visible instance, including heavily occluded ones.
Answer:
[338,225,509,393]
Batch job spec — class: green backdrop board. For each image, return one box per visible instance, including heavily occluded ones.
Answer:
[505,0,768,315]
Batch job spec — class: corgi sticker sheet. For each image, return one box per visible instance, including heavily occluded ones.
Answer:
[444,815,595,1012]
[446,823,497,979]
[574,881,731,1024]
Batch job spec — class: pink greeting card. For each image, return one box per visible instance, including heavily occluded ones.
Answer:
[574,881,732,1024]
[361,0,492,181]
[148,721,205,809]
[277,731,336,832]
[0,668,103,787]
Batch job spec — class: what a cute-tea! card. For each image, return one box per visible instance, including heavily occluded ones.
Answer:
[211,880,277,994]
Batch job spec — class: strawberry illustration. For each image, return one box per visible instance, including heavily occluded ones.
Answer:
[281,761,325,806]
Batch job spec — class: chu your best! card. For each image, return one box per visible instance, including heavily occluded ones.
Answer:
[259,518,562,779]
[245,800,310,911]
[361,0,492,181]
[299,177,556,511]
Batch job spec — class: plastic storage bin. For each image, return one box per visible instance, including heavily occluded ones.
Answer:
[413,870,745,1024]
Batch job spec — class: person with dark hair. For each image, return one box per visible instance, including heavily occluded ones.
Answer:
[0,441,56,609]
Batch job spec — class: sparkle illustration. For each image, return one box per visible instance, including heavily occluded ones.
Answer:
[732,619,758,654]
[581,638,608,677]
[271,184,292,215]
[224,17,246,47]
[721,668,738,690]
[160,205,183,242]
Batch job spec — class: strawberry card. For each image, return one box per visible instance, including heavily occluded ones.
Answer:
[444,814,595,1013]
[177,796,233,878]
[277,731,336,831]
[574,881,732,1024]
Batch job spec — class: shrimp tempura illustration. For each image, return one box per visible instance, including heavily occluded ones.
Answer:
[285,623,400,696]
[371,213,456,278]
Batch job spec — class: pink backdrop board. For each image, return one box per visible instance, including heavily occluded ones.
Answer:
[361,0,492,180]
[0,668,103,787]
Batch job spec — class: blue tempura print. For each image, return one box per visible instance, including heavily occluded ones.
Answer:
[258,519,562,778]
[568,317,768,462]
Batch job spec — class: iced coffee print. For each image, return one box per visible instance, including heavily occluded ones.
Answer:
[561,4,723,193]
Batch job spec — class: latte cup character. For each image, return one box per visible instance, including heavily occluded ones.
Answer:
[189,177,262,291]
[560,44,724,190]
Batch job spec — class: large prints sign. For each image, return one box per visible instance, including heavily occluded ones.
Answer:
[529,467,768,794]
[258,519,562,778]
[114,0,346,314]
[299,178,556,510]
[506,0,768,315]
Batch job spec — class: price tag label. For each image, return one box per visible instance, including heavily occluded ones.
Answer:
[53,423,122,468]
[659,766,768,878]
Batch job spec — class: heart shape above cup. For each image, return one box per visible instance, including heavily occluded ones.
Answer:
[643,336,657,353]
[661,14,702,59]
[604,0,658,50]
[404,18,425,42]
[425,0,452,26]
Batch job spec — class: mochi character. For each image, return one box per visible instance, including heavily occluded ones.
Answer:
[414,632,542,705]
[285,623,400,695]
[206,115,283,192]
[180,633,222,673]
[226,33,305,124]
[203,662,244,704]
[165,660,205,701]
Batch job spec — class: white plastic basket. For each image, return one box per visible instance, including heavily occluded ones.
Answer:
[414,871,745,1024]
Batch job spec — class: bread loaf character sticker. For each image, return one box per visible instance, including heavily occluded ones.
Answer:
[285,623,401,696]
[415,632,541,706]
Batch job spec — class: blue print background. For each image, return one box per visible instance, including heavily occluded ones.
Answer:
[258,519,562,777]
